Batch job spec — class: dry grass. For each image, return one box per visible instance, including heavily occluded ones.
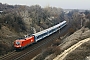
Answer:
[0,40,12,55]
[34,47,55,60]
[34,39,62,60]
[65,41,90,60]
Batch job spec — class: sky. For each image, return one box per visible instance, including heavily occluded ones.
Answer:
[0,0,90,9]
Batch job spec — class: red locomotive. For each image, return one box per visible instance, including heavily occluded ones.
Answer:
[14,36,35,49]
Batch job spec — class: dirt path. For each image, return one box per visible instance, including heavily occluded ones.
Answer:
[53,38,90,60]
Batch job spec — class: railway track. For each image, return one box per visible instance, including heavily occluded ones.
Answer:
[0,51,18,60]
[13,34,58,60]
[0,22,70,60]
[0,31,61,60]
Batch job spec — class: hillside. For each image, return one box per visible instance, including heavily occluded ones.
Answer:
[0,3,90,58]
[31,9,90,60]
[54,27,90,60]
[0,3,64,55]
[32,27,90,60]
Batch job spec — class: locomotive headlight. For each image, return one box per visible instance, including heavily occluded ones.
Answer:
[16,41,20,45]
[19,45,21,47]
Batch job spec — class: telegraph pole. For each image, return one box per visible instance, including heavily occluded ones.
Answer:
[81,18,82,27]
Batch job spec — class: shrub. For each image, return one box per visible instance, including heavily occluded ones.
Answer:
[0,14,26,32]
[0,41,10,55]
[35,47,55,60]
[0,24,1,29]
[85,21,90,29]
[52,39,61,46]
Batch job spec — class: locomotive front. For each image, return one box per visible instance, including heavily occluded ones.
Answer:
[14,39,23,49]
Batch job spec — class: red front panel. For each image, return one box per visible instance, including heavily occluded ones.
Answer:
[21,36,35,47]
[14,41,22,49]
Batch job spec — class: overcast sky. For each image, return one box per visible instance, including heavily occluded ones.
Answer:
[0,0,90,9]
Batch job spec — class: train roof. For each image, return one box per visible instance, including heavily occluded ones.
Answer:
[47,21,66,31]
[59,21,66,25]
[32,29,48,37]
[32,21,66,37]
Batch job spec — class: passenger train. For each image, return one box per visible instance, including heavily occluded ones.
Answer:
[14,21,67,50]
